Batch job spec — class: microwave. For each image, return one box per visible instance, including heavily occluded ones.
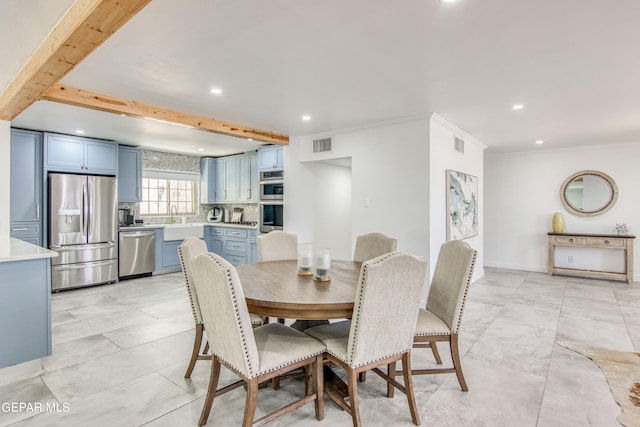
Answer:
[260,170,284,200]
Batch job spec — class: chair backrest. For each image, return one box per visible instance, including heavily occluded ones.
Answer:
[257,230,298,261]
[178,237,209,323]
[353,233,398,262]
[347,252,428,367]
[191,252,260,378]
[426,240,477,334]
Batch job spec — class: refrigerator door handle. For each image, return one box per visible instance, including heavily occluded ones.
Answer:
[82,182,89,239]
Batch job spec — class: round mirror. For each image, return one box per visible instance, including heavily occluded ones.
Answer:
[560,170,618,216]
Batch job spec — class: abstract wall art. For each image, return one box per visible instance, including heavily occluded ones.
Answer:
[446,169,478,240]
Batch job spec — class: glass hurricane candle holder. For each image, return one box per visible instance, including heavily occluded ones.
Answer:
[313,247,331,282]
[298,243,313,275]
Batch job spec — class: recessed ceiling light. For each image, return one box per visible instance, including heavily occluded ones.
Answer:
[441,0,458,3]
[512,104,524,110]
[248,138,253,141]
[197,148,204,152]
[210,88,222,95]
[75,130,84,134]
[535,140,544,144]
[302,115,311,121]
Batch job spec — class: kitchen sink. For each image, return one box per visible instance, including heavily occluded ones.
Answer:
[162,223,204,241]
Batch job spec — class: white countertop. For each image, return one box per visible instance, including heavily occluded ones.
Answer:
[0,238,58,263]
[119,222,257,231]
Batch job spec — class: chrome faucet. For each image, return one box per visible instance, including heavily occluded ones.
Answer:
[170,205,178,224]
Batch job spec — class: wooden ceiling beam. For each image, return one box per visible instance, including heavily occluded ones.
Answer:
[0,0,152,121]
[42,84,289,145]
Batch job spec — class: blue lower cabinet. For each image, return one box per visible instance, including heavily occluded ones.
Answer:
[0,259,51,368]
[162,240,182,269]
[204,226,257,265]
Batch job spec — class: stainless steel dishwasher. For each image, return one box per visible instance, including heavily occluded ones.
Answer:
[119,230,156,278]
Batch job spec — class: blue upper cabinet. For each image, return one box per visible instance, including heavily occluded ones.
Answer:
[258,145,283,171]
[118,146,142,202]
[44,133,118,175]
[238,152,259,202]
[200,157,217,204]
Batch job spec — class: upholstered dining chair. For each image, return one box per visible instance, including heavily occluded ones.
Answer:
[390,239,477,394]
[305,252,428,427]
[191,252,326,427]
[256,230,298,262]
[352,232,398,382]
[178,237,263,378]
[353,232,398,262]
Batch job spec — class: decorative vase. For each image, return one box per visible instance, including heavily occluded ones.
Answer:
[552,212,564,234]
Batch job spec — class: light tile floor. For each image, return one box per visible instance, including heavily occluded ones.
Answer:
[0,268,637,426]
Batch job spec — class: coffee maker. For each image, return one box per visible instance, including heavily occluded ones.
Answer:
[118,208,134,226]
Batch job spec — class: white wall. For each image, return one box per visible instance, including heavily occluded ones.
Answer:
[485,142,640,281]
[287,118,431,260]
[0,120,10,239]
[429,114,486,283]
[306,162,352,259]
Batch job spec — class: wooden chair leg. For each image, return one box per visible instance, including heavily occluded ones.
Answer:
[358,371,366,382]
[314,355,325,421]
[272,376,280,390]
[347,368,362,427]
[203,340,209,355]
[198,355,221,426]
[430,341,443,364]
[185,323,204,378]
[387,360,397,398]
[450,334,468,391]
[242,378,259,427]
[402,352,420,426]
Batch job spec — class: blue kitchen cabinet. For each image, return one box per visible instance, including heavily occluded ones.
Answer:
[221,157,237,202]
[200,157,217,203]
[258,145,283,171]
[0,258,51,368]
[44,133,118,175]
[238,152,259,202]
[118,146,142,202]
[205,226,225,255]
[10,129,43,246]
[162,240,181,268]
[224,228,248,266]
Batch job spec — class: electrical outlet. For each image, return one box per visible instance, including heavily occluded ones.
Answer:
[568,256,574,263]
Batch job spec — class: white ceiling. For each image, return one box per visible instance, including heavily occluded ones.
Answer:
[3,0,640,156]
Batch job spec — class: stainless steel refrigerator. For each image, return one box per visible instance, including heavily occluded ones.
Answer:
[49,173,118,291]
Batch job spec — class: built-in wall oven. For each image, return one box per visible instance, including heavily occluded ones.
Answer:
[260,203,284,233]
[259,170,284,233]
[260,171,284,200]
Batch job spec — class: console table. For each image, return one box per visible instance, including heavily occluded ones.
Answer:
[547,233,635,283]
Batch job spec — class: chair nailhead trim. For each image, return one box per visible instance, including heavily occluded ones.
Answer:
[452,250,477,334]
[178,245,202,323]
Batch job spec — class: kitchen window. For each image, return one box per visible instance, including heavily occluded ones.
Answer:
[139,170,198,216]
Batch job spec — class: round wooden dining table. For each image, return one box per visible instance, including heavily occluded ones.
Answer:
[235,259,362,320]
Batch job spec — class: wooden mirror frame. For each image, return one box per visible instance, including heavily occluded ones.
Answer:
[560,170,618,217]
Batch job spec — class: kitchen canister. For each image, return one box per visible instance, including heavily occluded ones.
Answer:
[552,212,564,233]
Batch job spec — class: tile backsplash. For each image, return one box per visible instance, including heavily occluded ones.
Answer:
[119,149,258,225]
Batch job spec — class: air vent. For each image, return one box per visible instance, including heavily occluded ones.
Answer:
[454,137,465,153]
[313,138,332,153]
